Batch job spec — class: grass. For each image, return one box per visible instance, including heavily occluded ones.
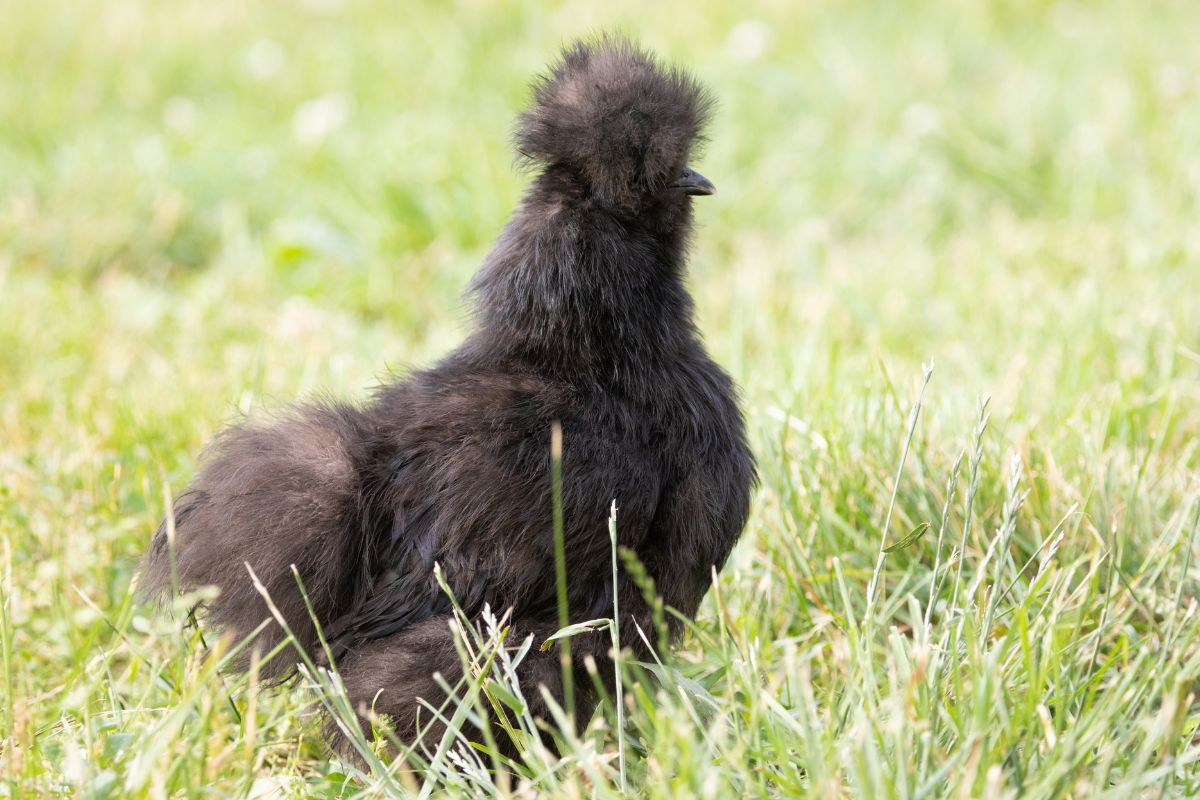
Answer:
[3,0,1200,796]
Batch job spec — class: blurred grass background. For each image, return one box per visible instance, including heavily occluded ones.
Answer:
[2,0,1200,797]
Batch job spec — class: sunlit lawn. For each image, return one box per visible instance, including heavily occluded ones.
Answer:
[2,0,1200,796]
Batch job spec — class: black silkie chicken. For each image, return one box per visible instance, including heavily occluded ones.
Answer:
[144,37,755,752]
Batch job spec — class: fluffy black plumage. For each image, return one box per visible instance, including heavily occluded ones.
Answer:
[143,36,754,754]
[515,36,714,207]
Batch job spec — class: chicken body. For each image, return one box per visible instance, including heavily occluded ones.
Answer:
[144,37,754,752]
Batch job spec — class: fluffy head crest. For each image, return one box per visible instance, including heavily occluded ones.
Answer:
[516,37,714,204]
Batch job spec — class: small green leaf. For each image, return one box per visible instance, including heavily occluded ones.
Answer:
[539,618,612,651]
[485,678,526,713]
[884,522,931,553]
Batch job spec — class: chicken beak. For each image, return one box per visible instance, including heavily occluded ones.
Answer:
[671,167,716,196]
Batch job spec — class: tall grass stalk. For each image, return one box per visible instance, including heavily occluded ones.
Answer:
[549,420,575,721]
